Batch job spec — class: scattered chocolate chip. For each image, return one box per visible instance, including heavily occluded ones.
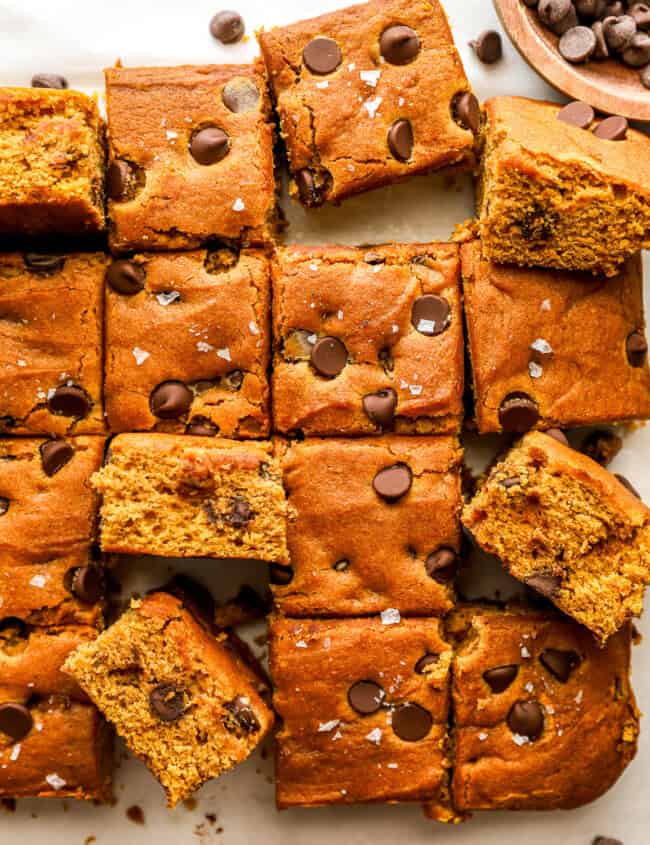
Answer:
[0,703,33,741]
[209,10,245,43]
[592,20,610,58]
[222,78,260,113]
[40,439,74,476]
[387,119,414,161]
[190,127,230,165]
[575,0,605,17]
[106,259,146,295]
[224,369,244,391]
[223,696,260,733]
[425,548,458,583]
[623,31,650,65]
[362,388,397,428]
[69,566,105,604]
[0,497,8,516]
[614,473,641,499]
[269,564,293,585]
[451,91,480,132]
[372,463,412,502]
[186,417,219,436]
[31,73,67,89]
[559,26,597,62]
[470,30,503,63]
[347,680,384,715]
[150,683,185,722]
[223,497,254,527]
[150,381,193,419]
[553,5,580,35]
[302,37,342,74]
[581,429,623,466]
[126,805,145,825]
[626,331,648,366]
[603,14,637,50]
[106,159,141,202]
[539,648,581,682]
[47,385,90,418]
[557,100,595,128]
[411,294,450,336]
[545,428,569,446]
[538,0,573,26]
[498,393,539,432]
[295,167,331,207]
[507,699,544,740]
[310,336,347,378]
[380,25,420,64]
[594,114,628,140]
[415,654,439,674]
[24,253,65,274]
[483,664,519,693]
[525,573,562,598]
[630,3,650,28]
[391,702,432,741]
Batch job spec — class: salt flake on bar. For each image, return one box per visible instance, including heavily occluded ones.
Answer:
[9,744,20,762]
[132,347,150,365]
[318,719,340,733]
[217,347,231,361]
[249,321,260,335]
[380,608,400,625]
[531,338,552,355]
[29,575,47,588]
[365,727,382,745]
[363,96,383,118]
[232,198,245,212]
[360,70,381,87]
[45,773,67,791]
[197,341,214,353]
[512,734,529,746]
[529,361,543,379]
[156,291,180,306]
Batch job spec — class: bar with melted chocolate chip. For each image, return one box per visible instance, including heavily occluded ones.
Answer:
[258,0,477,207]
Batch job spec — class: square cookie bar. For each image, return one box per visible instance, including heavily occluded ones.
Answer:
[93,433,288,562]
[0,252,106,436]
[272,244,464,435]
[270,615,455,817]
[64,592,274,807]
[105,64,276,252]
[431,606,638,814]
[478,96,650,276]
[259,0,477,207]
[461,242,650,433]
[104,248,270,437]
[463,432,650,644]
[0,87,105,236]
[272,437,462,616]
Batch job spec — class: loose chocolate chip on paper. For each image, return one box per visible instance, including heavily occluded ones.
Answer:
[415,654,439,674]
[150,683,186,722]
[411,295,450,336]
[302,37,342,74]
[557,100,595,128]
[387,119,414,161]
[348,680,385,715]
[363,388,397,428]
[380,25,420,64]
[452,91,481,133]
[559,26,597,62]
[539,648,581,682]
[70,567,105,604]
[223,696,260,733]
[593,115,628,140]
[47,385,90,418]
[425,548,458,583]
[310,336,348,378]
[507,699,545,740]
[24,253,65,274]
[106,259,146,295]
[470,30,503,63]
[391,702,432,741]
[222,78,260,113]
[150,381,193,419]
[626,331,648,366]
[581,429,622,466]
[40,439,74,477]
[614,473,641,499]
[269,564,294,585]
[372,463,412,502]
[31,73,67,89]
[0,497,9,516]
[0,702,33,741]
[209,10,245,44]
[525,573,562,598]
[483,664,519,693]
[190,127,230,165]
[498,393,539,432]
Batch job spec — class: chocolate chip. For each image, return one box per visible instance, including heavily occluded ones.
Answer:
[222,78,260,113]
[223,696,260,733]
[483,664,519,693]
[642,64,650,87]
[310,336,347,378]
[164,574,216,625]
[614,473,641,499]
[107,159,141,202]
[0,703,33,741]
[40,439,74,477]
[557,100,595,128]
[451,91,480,132]
[594,115,628,140]
[415,654,439,674]
[347,680,384,715]
[333,558,350,572]
[106,260,146,295]
[525,573,562,597]
[545,428,569,446]
[470,30,503,63]
[507,700,544,740]
[31,73,67,89]
[186,417,219,436]
[387,119,414,161]
[539,648,581,682]
[224,497,254,527]
[411,295,450,336]
[269,564,293,585]
[631,3,650,28]
[47,385,90,418]
[295,167,331,207]
[391,702,432,741]
[24,253,65,274]
[149,683,185,722]
[626,331,648,366]
[538,0,573,26]
[302,37,342,74]
[190,127,230,165]
[380,25,420,64]
[364,251,385,265]
[552,5,579,35]
[150,381,193,419]
[603,15,637,50]
[425,548,458,583]
[498,393,539,432]
[372,463,412,502]
[362,388,397,428]
[623,30,650,64]
[68,566,105,604]
[209,10,245,43]
[224,369,244,391]
[559,26,597,62]
[592,838,623,845]
[581,429,623,466]
[592,21,610,58]
[0,497,9,516]
[576,0,606,16]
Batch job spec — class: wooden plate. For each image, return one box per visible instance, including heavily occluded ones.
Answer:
[494,0,650,121]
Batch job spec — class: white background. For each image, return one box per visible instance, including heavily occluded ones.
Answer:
[1,0,649,843]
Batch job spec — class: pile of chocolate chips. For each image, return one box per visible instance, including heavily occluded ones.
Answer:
[523,0,650,87]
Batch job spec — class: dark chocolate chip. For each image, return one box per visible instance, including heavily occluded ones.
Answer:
[190,127,230,165]
[642,64,650,87]
[222,78,260,113]
[626,331,648,366]
[310,336,347,378]
[594,114,629,140]
[347,680,384,715]
[106,260,145,295]
[538,0,573,25]
[539,648,581,682]
[483,664,519,693]
[507,699,544,740]
[380,25,420,64]
[623,31,650,65]
[411,295,450,336]
[40,439,74,477]
[302,37,342,74]
[415,653,439,674]
[295,167,331,207]
[31,73,67,89]
[224,369,244,390]
[24,253,65,274]
[47,385,90,418]
[333,558,350,572]
[498,393,539,432]
[559,26,597,62]
[372,463,412,502]
[603,1,626,16]
[602,15,637,50]
[552,5,579,35]
[0,703,33,741]
[425,548,458,583]
[70,566,105,604]
[451,91,480,132]
[470,30,503,63]
[149,683,185,722]
[545,428,569,446]
[391,702,432,741]
[387,119,414,161]
[224,497,254,527]
[223,695,260,733]
[592,21,610,58]
[581,429,623,466]
[557,100,595,128]
[209,10,245,43]
[106,159,138,202]
[614,473,641,499]
[576,0,606,16]
[525,573,562,597]
[269,564,293,585]
[0,497,9,516]
[149,381,193,419]
[186,417,219,436]
[362,388,397,428]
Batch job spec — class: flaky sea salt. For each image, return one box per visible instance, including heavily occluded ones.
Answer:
[217,347,231,361]
[165,129,178,140]
[17,359,26,367]
[29,575,47,588]
[318,720,340,733]
[9,745,20,762]
[380,608,400,625]
[363,96,383,118]
[45,773,66,791]
[575,689,584,704]
[365,727,382,745]
[531,338,552,355]
[196,341,214,353]
[541,298,551,312]
[524,682,534,693]
[315,80,329,89]
[249,321,260,335]
[360,69,381,87]
[392,323,399,334]
[132,347,150,365]
[232,198,245,212]
[521,646,531,658]
[386,762,398,769]
[348,62,356,71]
[528,361,543,379]
[409,384,423,396]
[417,319,436,333]
[512,734,530,747]
[156,291,180,306]
[478,732,488,742]
[295,639,308,649]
